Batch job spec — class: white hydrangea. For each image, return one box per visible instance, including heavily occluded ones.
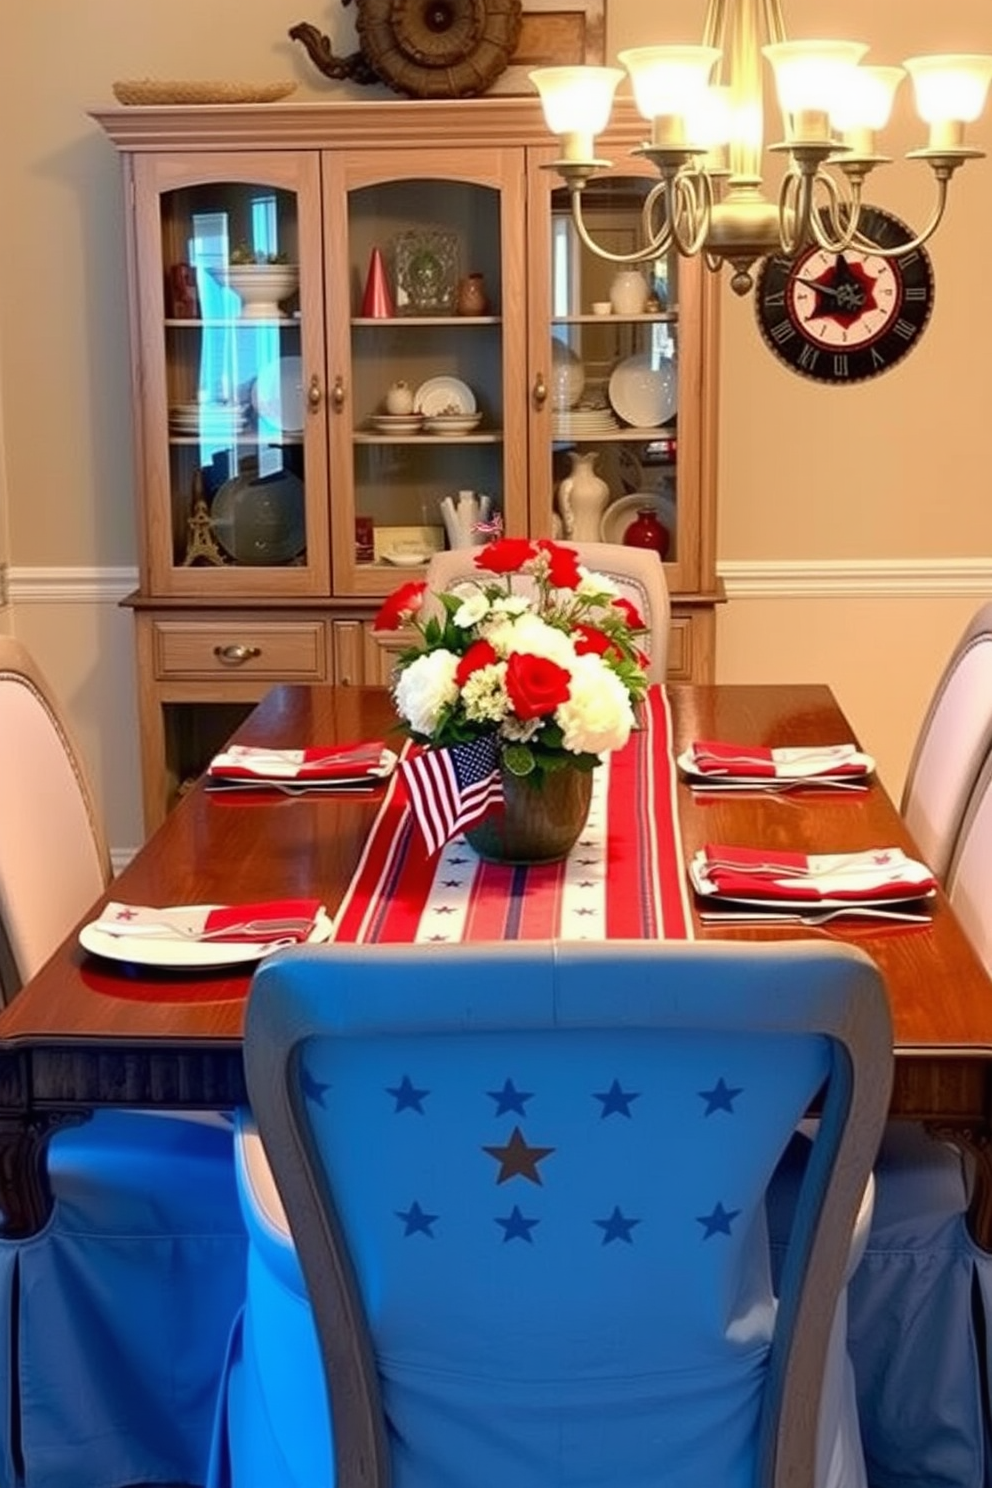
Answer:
[555,652,635,755]
[577,569,619,600]
[490,593,532,617]
[452,591,490,628]
[394,648,459,736]
[486,612,577,668]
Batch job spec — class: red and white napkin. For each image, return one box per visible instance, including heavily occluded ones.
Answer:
[690,845,936,904]
[207,742,397,787]
[681,740,873,781]
[92,898,326,944]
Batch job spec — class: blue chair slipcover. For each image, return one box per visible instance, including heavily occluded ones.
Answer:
[0,636,248,1488]
[209,938,891,1488]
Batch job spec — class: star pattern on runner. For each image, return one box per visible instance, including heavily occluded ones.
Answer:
[698,1077,742,1116]
[697,1202,741,1239]
[595,1206,641,1245]
[482,1125,555,1185]
[387,1075,430,1113]
[594,1079,640,1118]
[487,1079,533,1116]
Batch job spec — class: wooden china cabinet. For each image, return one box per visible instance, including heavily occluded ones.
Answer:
[92,96,722,832]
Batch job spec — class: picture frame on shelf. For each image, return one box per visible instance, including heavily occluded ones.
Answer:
[488,0,606,95]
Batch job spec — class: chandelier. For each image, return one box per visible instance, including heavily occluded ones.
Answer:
[529,0,992,294]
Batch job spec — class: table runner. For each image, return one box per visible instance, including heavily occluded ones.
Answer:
[332,686,692,944]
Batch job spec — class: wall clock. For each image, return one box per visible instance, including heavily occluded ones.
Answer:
[754,206,934,385]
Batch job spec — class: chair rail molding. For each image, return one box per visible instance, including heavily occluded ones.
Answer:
[7,566,138,603]
[719,558,992,599]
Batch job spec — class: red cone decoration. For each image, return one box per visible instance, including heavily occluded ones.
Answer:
[361,247,394,317]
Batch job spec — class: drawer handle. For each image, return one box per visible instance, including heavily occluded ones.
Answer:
[213,644,262,665]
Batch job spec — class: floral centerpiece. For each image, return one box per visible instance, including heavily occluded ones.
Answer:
[373,537,650,862]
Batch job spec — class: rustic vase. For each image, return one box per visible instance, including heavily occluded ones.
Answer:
[455,272,489,315]
[464,763,594,865]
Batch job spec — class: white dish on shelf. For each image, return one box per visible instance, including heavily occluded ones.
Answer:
[413,376,476,417]
[381,550,431,568]
[252,355,304,434]
[368,414,425,434]
[608,352,677,428]
[79,907,333,970]
[600,490,677,548]
[423,413,483,435]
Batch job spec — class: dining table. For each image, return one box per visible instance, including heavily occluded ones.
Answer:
[2,681,992,1246]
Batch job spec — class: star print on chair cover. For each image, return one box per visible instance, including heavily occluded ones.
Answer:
[207,939,891,1488]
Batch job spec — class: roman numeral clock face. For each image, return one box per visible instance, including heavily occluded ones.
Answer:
[754,207,934,383]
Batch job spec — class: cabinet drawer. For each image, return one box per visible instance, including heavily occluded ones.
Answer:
[153,621,328,680]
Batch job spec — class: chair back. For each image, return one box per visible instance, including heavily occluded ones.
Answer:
[0,636,110,987]
[946,748,992,975]
[424,541,671,682]
[901,601,992,881]
[244,938,891,1488]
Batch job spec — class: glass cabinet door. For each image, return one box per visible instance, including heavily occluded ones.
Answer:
[527,146,707,597]
[131,152,329,597]
[323,149,528,598]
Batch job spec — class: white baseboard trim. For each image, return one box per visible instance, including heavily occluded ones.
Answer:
[7,558,991,605]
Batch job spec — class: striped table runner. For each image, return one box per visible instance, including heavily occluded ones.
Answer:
[332,686,692,945]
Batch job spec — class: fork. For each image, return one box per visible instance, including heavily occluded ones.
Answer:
[689,777,869,795]
[106,917,317,942]
[206,778,376,796]
[698,905,933,927]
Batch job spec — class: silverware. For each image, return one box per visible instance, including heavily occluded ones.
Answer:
[106,917,316,942]
[206,778,376,796]
[688,777,869,795]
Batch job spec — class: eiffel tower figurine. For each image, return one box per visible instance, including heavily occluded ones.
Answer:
[183,471,225,566]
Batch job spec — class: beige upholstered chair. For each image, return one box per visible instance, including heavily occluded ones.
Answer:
[900,600,992,882]
[0,635,246,1488]
[424,541,671,683]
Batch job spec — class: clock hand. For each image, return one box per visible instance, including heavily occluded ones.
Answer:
[794,275,867,313]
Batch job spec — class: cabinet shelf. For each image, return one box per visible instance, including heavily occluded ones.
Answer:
[352,316,500,328]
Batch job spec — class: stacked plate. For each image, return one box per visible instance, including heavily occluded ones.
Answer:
[368,413,425,434]
[169,402,248,438]
[423,412,482,436]
[552,407,620,439]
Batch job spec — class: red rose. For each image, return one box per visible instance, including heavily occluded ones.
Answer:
[505,652,571,720]
[474,538,537,575]
[536,539,583,590]
[573,623,617,660]
[455,638,499,685]
[373,581,426,631]
[612,596,645,631]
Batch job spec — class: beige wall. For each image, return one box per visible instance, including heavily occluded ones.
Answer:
[2,0,991,848]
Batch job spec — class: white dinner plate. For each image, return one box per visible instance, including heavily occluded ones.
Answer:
[79,906,334,969]
[253,355,304,434]
[600,491,677,547]
[608,352,677,428]
[413,376,476,417]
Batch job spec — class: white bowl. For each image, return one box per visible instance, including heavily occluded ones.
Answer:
[223,264,299,319]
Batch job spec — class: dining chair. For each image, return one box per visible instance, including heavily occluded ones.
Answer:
[207,937,891,1488]
[842,749,992,1488]
[0,636,247,1488]
[424,540,671,683]
[899,599,992,883]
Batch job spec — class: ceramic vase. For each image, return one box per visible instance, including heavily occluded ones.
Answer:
[624,505,670,558]
[455,272,489,315]
[557,451,610,542]
[464,764,593,864]
[609,269,649,316]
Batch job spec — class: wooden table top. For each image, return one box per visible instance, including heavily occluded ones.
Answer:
[3,683,991,1124]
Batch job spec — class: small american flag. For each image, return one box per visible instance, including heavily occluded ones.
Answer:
[402,735,503,856]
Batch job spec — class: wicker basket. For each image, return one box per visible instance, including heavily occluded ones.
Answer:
[111,79,297,106]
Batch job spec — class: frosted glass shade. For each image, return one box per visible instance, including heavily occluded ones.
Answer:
[617,46,721,121]
[763,40,868,115]
[830,66,904,133]
[903,54,992,123]
[529,67,624,137]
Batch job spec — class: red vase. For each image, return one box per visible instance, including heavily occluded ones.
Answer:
[361,248,394,317]
[623,505,670,558]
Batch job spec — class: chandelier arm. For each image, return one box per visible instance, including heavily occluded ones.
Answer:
[776,171,815,257]
[667,171,714,256]
[568,189,672,264]
[848,179,950,257]
[806,173,861,253]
